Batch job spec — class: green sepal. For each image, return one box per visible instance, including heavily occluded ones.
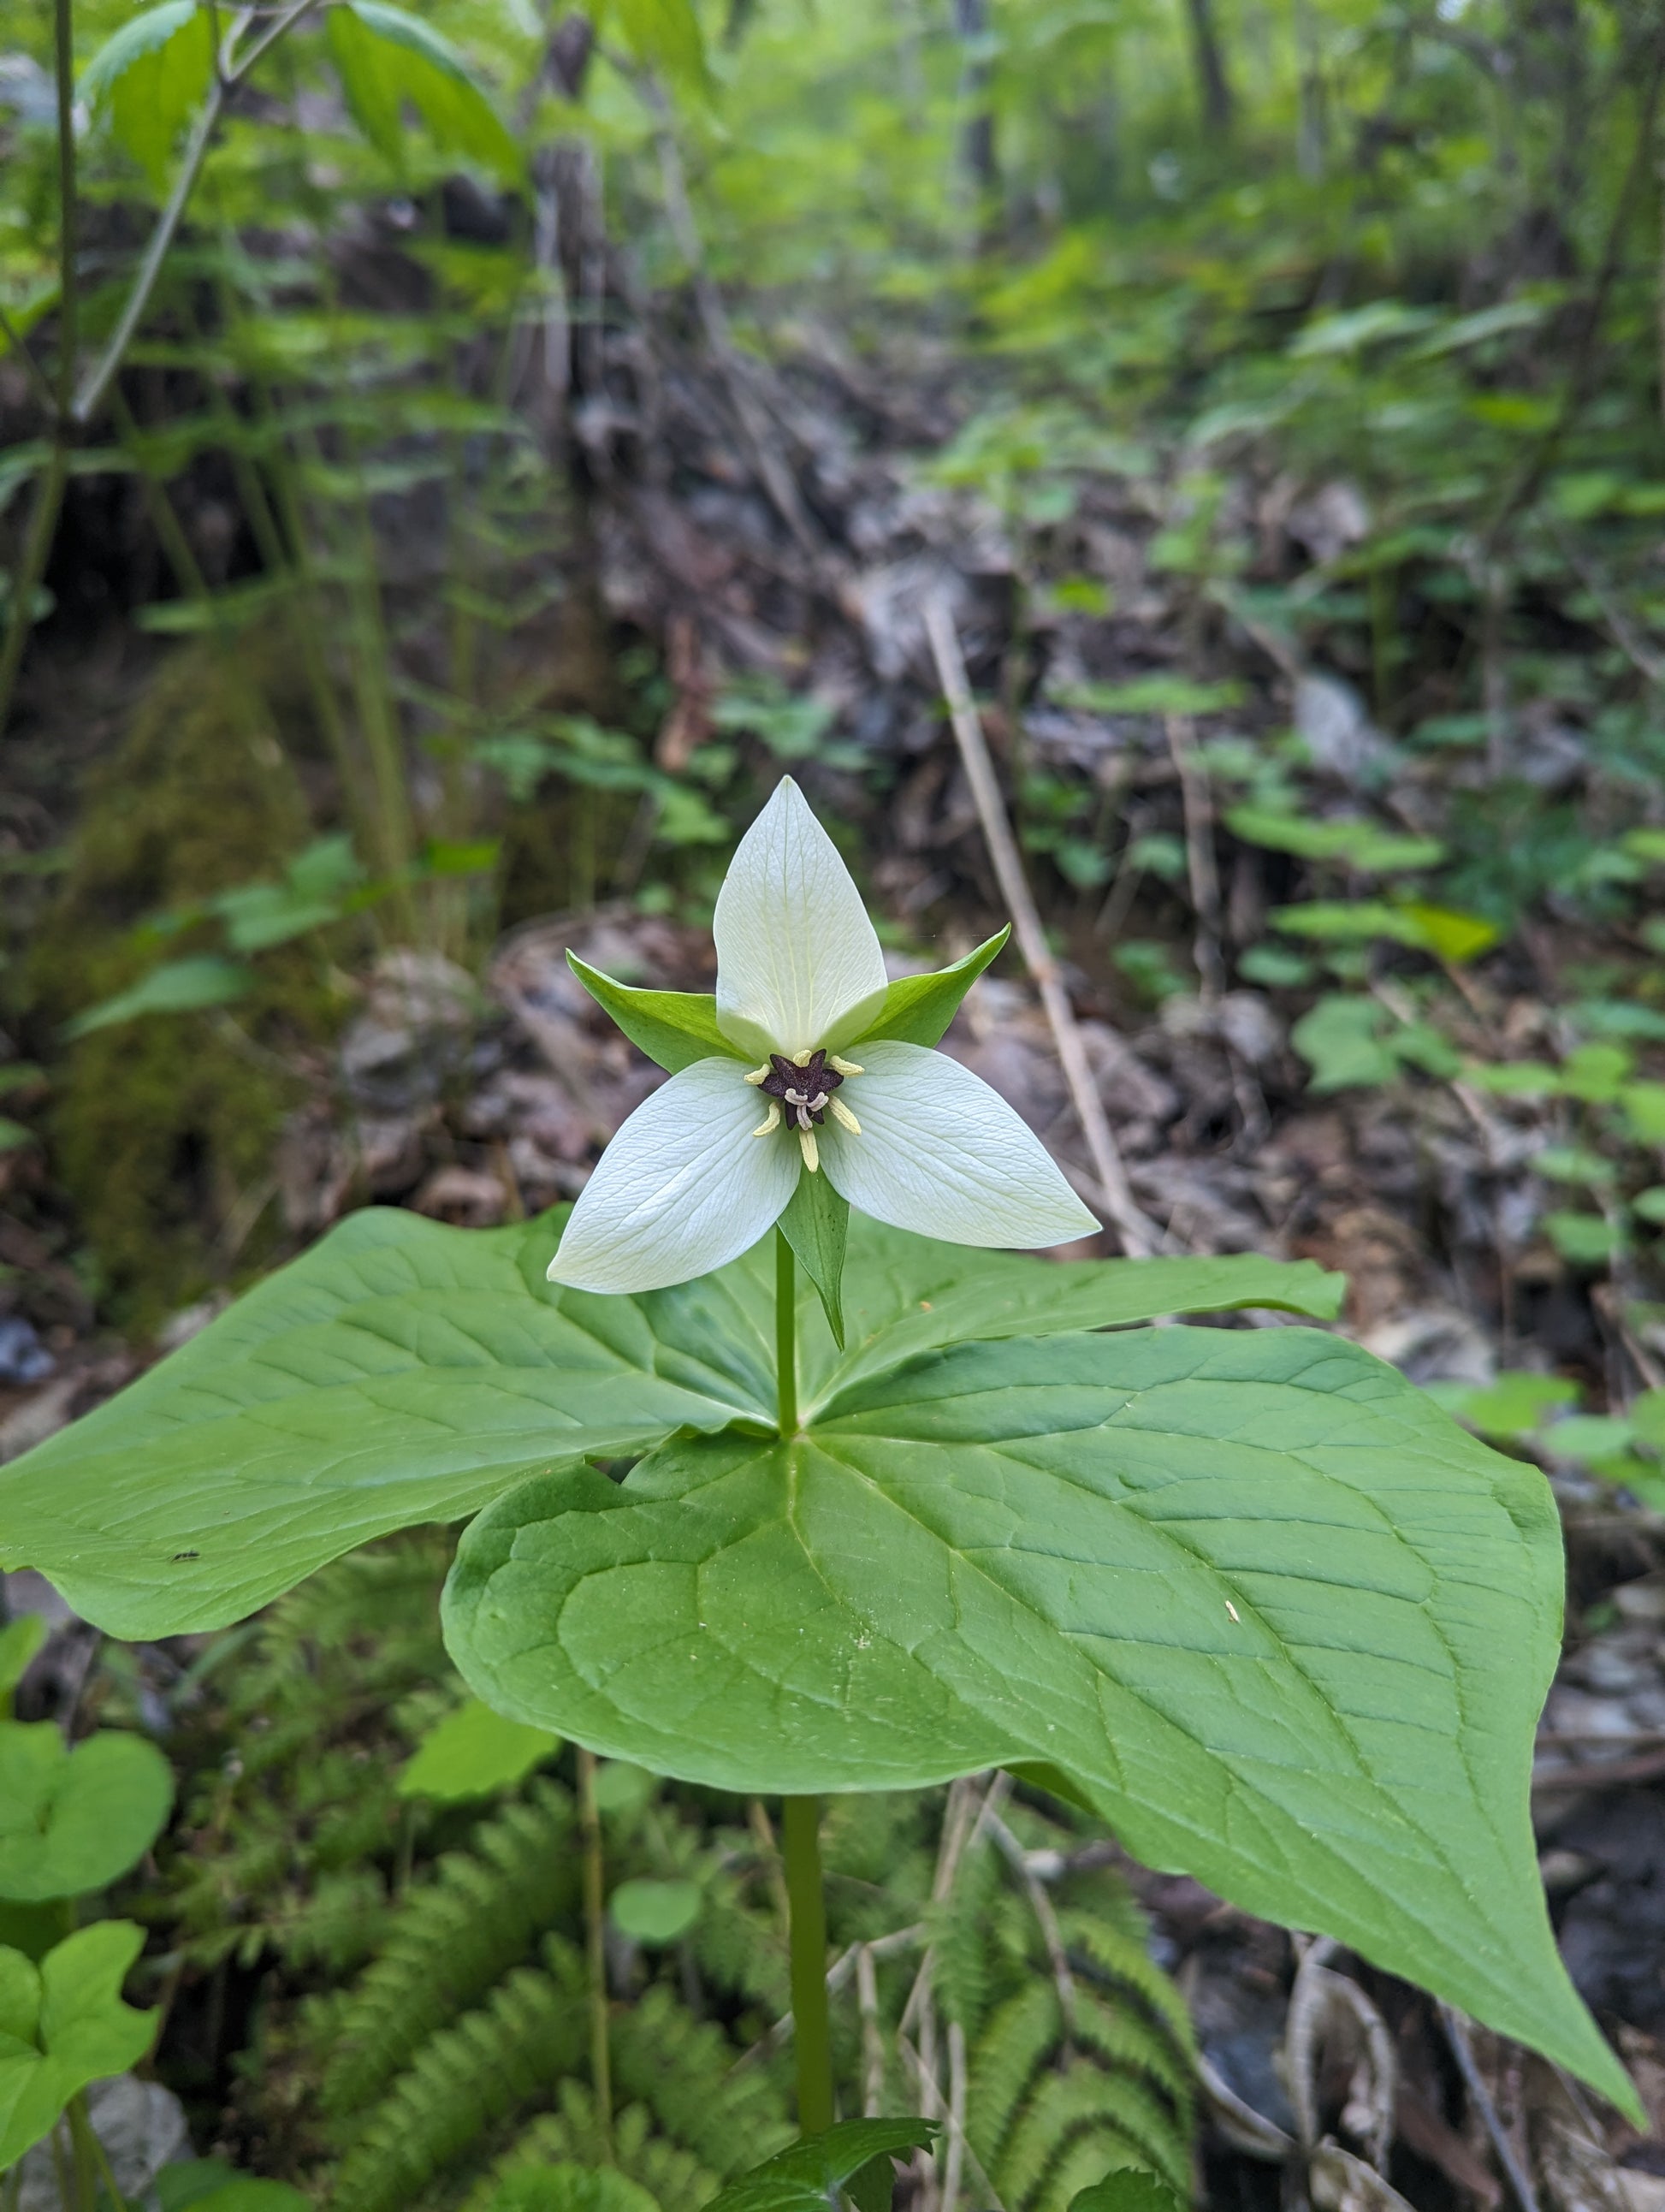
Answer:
[850,928,1010,1049]
[566,952,742,1074]
[777,1174,849,1350]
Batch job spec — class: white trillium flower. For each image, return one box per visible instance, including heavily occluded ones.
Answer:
[548,778,1099,1294]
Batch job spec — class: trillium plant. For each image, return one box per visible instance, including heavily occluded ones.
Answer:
[0,777,1641,2152]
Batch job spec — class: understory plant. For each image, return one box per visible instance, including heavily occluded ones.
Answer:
[0,778,1644,2181]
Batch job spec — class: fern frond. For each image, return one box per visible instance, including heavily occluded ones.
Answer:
[969,1983,1060,2162]
[1059,1909,1197,2060]
[1037,2135,1161,2212]
[610,1984,792,2179]
[930,1835,1003,2040]
[328,1935,588,2212]
[1072,1988,1193,2114]
[690,1869,789,2019]
[461,2090,720,2212]
[323,1776,578,2115]
[1000,2064,1189,2208]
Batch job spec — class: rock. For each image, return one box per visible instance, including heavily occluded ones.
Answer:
[15,2074,190,2209]
[0,1314,53,1385]
[1295,673,1395,786]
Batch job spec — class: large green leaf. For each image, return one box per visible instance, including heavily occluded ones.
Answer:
[0,1724,173,1901]
[328,3,521,183]
[0,1210,1338,1640]
[80,0,214,192]
[445,1325,1632,2113]
[0,1207,772,1640]
[803,1231,1344,1403]
[0,1922,158,2168]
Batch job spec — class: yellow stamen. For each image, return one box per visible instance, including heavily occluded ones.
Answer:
[792,1048,815,1066]
[829,1097,861,1135]
[751,1104,782,1138]
[829,1056,863,1077]
[798,1128,819,1173]
[744,1064,770,1086]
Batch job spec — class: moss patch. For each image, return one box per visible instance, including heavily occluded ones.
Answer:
[27,638,341,1328]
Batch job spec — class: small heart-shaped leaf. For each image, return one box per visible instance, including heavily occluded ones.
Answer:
[0,1921,158,2167]
[0,1723,173,1901]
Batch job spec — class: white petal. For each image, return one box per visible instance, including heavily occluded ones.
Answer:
[714,776,890,1060]
[548,1058,802,1294]
[817,1041,1099,1249]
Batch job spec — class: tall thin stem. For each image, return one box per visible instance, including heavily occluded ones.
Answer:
[52,0,76,415]
[775,1229,797,1437]
[576,1746,613,2161]
[782,1794,833,2134]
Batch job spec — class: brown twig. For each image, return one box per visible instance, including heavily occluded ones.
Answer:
[985,1807,1077,2047]
[1164,712,1225,1000]
[1439,2007,1543,2212]
[925,590,1160,1258]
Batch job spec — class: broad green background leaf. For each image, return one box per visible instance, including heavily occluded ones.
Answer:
[608,0,710,90]
[1224,807,1443,873]
[702,2120,939,2212]
[328,3,521,183]
[483,2166,663,2212]
[398,1696,559,1802]
[65,953,254,1038]
[446,1325,1632,2113]
[0,1616,43,1717]
[0,1921,158,2168]
[852,930,1010,1049]
[80,0,214,192]
[1,1209,1341,1639]
[567,953,738,1074]
[157,2160,312,2211]
[0,1724,173,1901]
[0,1207,773,1639]
[607,1876,701,1945]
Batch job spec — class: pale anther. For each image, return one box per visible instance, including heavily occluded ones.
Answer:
[751,1104,782,1138]
[830,1097,861,1135]
[829,1056,863,1077]
[792,1048,815,1066]
[799,1128,819,1172]
[744,1064,769,1086]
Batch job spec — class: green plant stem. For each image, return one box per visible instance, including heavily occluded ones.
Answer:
[0,0,77,744]
[68,2095,127,2212]
[0,302,56,417]
[64,2095,98,2212]
[47,2119,72,2212]
[775,1230,797,1437]
[781,1794,833,2135]
[576,1746,613,2162]
[0,446,67,739]
[52,0,76,412]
